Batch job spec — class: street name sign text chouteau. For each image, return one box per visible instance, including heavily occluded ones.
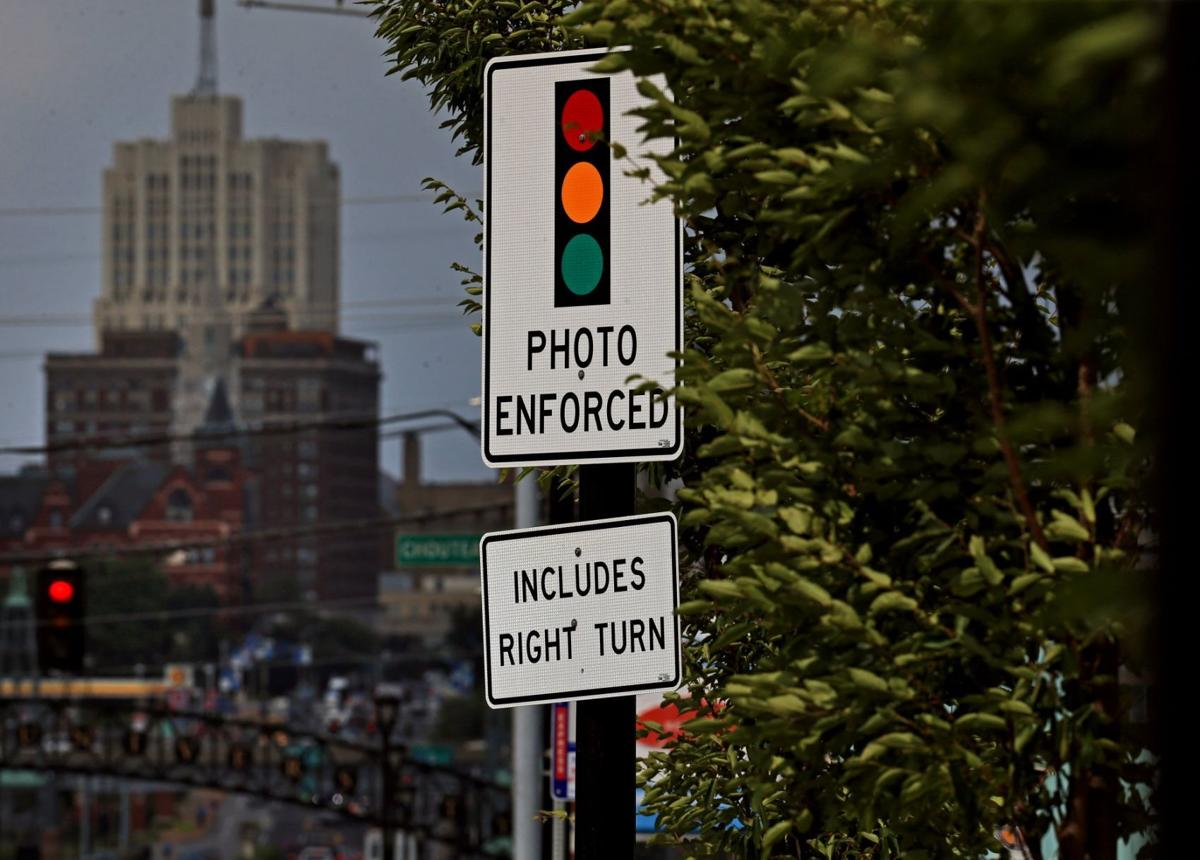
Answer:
[394,533,481,568]
[482,48,682,467]
[479,513,680,708]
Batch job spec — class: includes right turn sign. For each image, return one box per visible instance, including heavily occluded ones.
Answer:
[482,48,682,468]
[479,513,681,708]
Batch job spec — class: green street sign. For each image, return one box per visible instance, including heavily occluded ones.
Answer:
[410,743,455,766]
[395,533,482,568]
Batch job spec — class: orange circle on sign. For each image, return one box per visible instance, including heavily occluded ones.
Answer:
[561,162,604,224]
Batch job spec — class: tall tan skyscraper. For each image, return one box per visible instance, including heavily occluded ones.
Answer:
[93,2,340,341]
[40,1,380,602]
[91,0,341,442]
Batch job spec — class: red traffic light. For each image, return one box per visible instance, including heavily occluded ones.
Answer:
[48,579,75,603]
[561,89,603,151]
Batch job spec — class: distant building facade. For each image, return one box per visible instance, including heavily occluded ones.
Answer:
[92,93,339,339]
[44,331,181,469]
[1,385,254,600]
[380,434,512,642]
[40,324,381,602]
[25,0,380,606]
[235,326,381,602]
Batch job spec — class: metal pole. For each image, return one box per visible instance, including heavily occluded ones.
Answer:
[79,774,91,860]
[546,473,575,860]
[552,803,566,860]
[574,463,635,860]
[512,475,543,857]
[119,780,131,855]
[381,731,394,860]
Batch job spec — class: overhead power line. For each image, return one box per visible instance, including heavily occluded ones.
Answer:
[21,595,379,630]
[0,499,510,566]
[0,193,481,219]
[237,0,373,17]
[0,407,480,457]
[0,310,464,329]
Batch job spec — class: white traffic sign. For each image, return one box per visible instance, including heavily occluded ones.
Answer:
[479,513,680,708]
[482,48,682,467]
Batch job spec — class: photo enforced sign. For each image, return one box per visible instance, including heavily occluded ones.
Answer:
[483,49,682,467]
[479,513,681,708]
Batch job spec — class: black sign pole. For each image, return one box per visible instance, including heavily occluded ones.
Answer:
[574,462,636,859]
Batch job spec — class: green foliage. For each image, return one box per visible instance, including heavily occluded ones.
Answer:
[370,0,583,164]
[86,559,222,673]
[370,0,1161,856]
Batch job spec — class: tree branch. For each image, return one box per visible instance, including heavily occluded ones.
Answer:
[968,192,1049,550]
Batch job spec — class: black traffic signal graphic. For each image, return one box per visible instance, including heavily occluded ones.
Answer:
[35,561,86,674]
[555,78,610,308]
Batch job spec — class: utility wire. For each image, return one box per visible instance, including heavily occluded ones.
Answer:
[0,408,479,457]
[0,310,465,329]
[0,227,472,265]
[17,590,485,633]
[16,595,379,630]
[0,499,510,565]
[0,193,480,219]
[238,0,373,17]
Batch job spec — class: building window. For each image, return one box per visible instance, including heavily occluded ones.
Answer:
[166,488,193,522]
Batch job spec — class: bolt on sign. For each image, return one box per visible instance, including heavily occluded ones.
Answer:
[479,513,681,708]
[482,49,682,467]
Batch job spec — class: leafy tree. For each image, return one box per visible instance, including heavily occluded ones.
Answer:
[370,1,1161,857]
[86,559,222,673]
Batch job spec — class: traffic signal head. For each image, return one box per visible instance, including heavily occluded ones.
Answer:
[555,78,610,307]
[35,561,86,675]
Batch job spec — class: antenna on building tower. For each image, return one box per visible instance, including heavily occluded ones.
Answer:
[194,0,218,96]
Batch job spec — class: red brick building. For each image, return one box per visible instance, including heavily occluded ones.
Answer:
[39,315,381,603]
[1,383,254,600]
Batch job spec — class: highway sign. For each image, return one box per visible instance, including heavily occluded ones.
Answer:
[482,48,682,467]
[479,512,680,708]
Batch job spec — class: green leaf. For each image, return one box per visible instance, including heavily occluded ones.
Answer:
[792,577,833,608]
[698,580,742,600]
[1113,422,1137,444]
[955,712,1008,732]
[761,820,793,856]
[787,342,833,361]
[1046,510,1091,542]
[1052,556,1090,574]
[848,667,890,693]
[1030,542,1055,573]
[869,591,918,615]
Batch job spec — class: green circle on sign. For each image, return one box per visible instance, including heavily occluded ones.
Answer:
[561,233,603,296]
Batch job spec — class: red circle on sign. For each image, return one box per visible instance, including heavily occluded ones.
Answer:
[561,89,603,152]
[49,579,74,603]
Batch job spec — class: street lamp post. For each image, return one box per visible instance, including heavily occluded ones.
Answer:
[375,692,401,860]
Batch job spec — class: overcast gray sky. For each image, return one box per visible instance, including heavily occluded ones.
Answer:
[0,0,491,483]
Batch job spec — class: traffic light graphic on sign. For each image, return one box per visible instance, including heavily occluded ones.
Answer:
[555,78,610,307]
[35,561,86,674]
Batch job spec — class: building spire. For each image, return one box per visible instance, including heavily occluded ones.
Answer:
[193,0,218,96]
